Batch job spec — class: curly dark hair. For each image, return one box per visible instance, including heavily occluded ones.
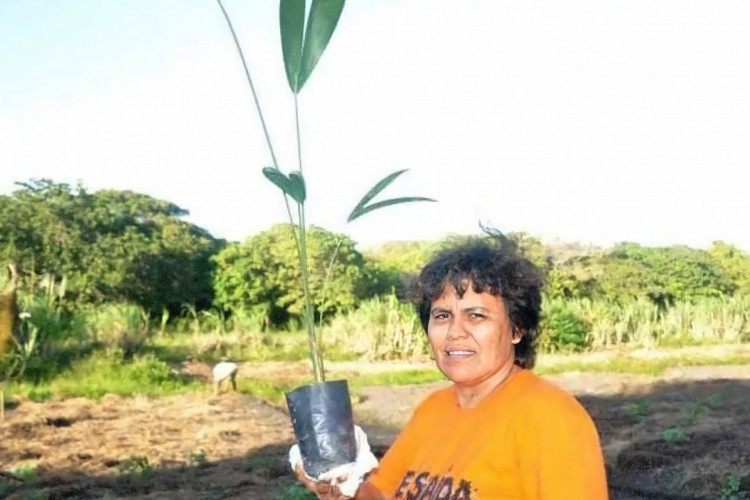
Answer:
[412,236,543,369]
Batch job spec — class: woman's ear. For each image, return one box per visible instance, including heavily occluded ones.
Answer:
[511,328,523,345]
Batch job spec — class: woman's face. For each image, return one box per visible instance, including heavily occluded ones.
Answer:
[428,284,520,388]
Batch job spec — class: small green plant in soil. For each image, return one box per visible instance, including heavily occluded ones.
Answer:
[706,392,724,408]
[118,455,154,483]
[662,427,690,445]
[721,473,748,500]
[188,448,209,468]
[0,462,42,498]
[685,401,706,425]
[625,400,651,419]
[11,462,39,484]
[276,483,317,500]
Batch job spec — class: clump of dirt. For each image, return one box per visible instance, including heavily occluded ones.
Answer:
[1,364,749,499]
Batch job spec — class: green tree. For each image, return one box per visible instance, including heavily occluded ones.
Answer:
[707,241,750,295]
[546,258,600,300]
[508,232,553,276]
[0,179,223,313]
[212,224,367,328]
[593,243,735,304]
[362,240,440,297]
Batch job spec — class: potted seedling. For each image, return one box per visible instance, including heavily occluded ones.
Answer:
[216,0,435,477]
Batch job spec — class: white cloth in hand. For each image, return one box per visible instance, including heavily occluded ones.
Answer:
[288,424,379,498]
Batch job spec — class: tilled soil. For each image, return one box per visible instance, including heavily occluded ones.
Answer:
[2,364,750,499]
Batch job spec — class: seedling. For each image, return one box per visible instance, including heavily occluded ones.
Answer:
[685,401,706,425]
[118,455,154,483]
[625,400,651,419]
[661,427,690,445]
[188,448,209,468]
[721,474,748,500]
[706,392,724,409]
[9,462,39,485]
[275,484,317,500]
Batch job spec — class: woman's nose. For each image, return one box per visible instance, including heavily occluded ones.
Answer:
[446,317,468,340]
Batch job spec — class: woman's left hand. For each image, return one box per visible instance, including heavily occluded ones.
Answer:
[294,464,351,500]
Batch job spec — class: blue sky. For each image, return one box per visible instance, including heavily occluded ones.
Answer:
[2,1,749,250]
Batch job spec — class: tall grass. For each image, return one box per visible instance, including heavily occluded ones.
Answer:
[5,288,749,402]
[81,302,150,353]
[321,293,429,360]
[155,329,316,363]
[320,294,749,361]
[562,295,750,349]
[3,293,154,383]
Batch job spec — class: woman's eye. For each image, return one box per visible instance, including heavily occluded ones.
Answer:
[433,313,449,320]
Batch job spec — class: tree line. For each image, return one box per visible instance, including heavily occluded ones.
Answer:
[2,180,749,330]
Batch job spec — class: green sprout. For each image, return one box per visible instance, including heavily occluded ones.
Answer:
[661,427,690,445]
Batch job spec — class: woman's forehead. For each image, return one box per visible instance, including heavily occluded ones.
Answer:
[434,281,501,304]
[435,278,489,297]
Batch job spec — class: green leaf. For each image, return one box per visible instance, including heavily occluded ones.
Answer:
[349,169,408,217]
[348,196,436,223]
[262,167,305,204]
[297,0,345,93]
[288,171,307,203]
[280,0,306,92]
[347,169,436,223]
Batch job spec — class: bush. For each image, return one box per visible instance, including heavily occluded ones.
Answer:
[1,291,91,382]
[538,299,589,352]
[213,224,368,329]
[81,302,150,353]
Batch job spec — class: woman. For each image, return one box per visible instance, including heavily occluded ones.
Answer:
[296,238,608,499]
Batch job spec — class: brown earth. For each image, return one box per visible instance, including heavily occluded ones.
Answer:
[2,362,750,499]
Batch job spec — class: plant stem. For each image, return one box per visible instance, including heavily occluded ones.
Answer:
[294,94,303,173]
[297,204,325,382]
[293,71,324,382]
[216,0,298,239]
[318,238,343,330]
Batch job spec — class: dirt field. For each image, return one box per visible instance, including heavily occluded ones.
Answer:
[2,361,750,499]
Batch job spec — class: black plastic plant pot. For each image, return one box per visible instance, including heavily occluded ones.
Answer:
[286,379,357,478]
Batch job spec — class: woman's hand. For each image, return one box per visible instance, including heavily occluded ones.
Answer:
[295,464,351,500]
[288,425,379,498]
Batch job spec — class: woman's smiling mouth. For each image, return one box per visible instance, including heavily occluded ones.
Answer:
[445,349,476,358]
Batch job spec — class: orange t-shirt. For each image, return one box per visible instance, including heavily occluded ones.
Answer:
[367,370,608,499]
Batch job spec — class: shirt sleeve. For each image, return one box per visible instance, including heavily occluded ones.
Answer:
[518,393,609,500]
[366,398,428,496]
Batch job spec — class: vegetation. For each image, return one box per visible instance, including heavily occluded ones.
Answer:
[2,3,748,498]
[213,224,369,329]
[276,484,317,500]
[6,349,199,401]
[721,474,749,500]
[662,427,691,445]
[1,176,749,398]
[0,179,223,315]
